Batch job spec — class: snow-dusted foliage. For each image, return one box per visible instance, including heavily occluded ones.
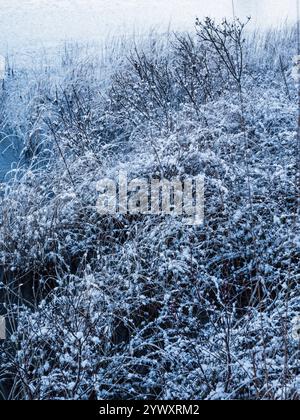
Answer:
[0,20,299,400]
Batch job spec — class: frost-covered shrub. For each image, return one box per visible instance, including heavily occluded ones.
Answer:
[0,22,299,400]
[1,267,298,400]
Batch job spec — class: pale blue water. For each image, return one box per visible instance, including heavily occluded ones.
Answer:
[0,0,297,52]
[0,134,20,181]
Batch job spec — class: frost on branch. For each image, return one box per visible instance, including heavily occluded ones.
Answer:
[0,21,299,400]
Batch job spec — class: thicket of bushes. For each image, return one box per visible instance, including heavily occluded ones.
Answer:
[0,19,299,399]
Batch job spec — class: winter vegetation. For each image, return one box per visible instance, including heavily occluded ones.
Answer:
[0,18,299,400]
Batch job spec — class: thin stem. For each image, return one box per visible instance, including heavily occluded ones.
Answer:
[297,0,300,219]
[231,0,236,21]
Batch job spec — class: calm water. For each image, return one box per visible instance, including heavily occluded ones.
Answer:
[0,0,298,52]
[0,136,20,182]
[0,0,298,177]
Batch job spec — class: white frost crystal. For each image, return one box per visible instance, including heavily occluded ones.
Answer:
[292,55,300,83]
